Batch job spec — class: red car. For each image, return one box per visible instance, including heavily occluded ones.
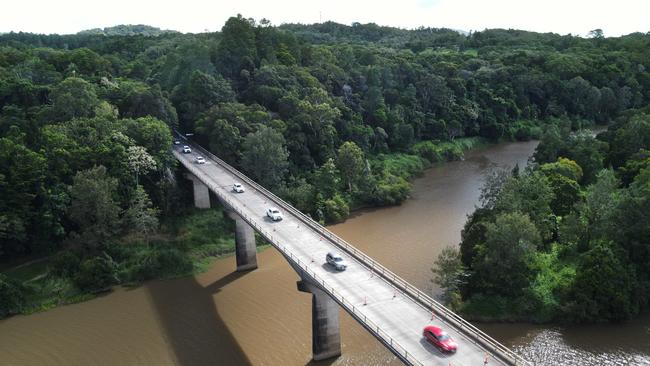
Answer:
[423,325,458,353]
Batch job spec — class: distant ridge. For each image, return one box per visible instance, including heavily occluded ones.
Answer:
[77,24,178,36]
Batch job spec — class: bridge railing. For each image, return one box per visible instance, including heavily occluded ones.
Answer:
[176,132,530,366]
[176,149,424,365]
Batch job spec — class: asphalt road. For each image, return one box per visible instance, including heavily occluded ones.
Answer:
[173,143,514,366]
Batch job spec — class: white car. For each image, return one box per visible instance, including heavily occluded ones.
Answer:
[233,183,245,193]
[266,207,283,221]
[326,252,348,271]
[173,140,181,145]
[182,145,192,153]
[195,156,206,164]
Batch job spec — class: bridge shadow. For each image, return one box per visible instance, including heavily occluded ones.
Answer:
[305,358,338,366]
[146,269,252,366]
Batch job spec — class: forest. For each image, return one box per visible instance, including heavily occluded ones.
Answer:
[435,110,650,323]
[1,17,649,320]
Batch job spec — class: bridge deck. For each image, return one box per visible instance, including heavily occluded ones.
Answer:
[173,140,526,366]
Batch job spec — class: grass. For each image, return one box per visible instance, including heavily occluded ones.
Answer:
[372,153,429,179]
[411,137,484,164]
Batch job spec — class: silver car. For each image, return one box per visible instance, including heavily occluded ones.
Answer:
[326,252,348,271]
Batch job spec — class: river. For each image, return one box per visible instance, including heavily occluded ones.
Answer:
[1,141,649,366]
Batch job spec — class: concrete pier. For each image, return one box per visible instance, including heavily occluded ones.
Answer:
[174,144,523,366]
[231,213,258,271]
[297,280,341,361]
[186,173,210,209]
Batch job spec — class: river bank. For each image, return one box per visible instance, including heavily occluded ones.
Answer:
[2,140,648,366]
[1,208,245,318]
[0,136,486,319]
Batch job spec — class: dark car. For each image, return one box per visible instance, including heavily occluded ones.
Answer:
[423,325,458,353]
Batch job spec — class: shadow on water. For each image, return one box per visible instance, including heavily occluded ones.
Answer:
[305,358,338,366]
[146,269,252,366]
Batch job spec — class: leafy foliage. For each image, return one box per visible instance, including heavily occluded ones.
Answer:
[458,111,650,323]
[2,16,650,322]
[0,274,25,317]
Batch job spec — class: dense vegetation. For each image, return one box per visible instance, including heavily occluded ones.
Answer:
[436,111,650,323]
[78,25,178,37]
[1,17,649,319]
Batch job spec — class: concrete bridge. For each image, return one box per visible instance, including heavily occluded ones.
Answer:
[173,134,530,366]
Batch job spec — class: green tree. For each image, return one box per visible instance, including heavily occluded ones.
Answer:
[533,125,567,164]
[321,193,349,223]
[195,117,242,165]
[0,274,24,317]
[171,70,235,127]
[561,169,620,251]
[337,141,366,192]
[0,136,46,257]
[495,172,555,241]
[50,77,99,121]
[123,116,173,168]
[432,246,466,304]
[74,253,120,292]
[566,240,638,322]
[313,158,341,198]
[607,113,650,169]
[67,166,121,250]
[540,158,583,216]
[126,146,157,186]
[610,167,650,297]
[472,212,540,297]
[241,126,289,189]
[540,157,583,182]
[215,15,258,80]
[123,185,159,240]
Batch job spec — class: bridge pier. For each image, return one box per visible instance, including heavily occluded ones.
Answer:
[228,211,258,271]
[185,173,210,209]
[297,280,341,361]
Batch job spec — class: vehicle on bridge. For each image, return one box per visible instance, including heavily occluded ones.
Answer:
[326,252,348,271]
[266,207,283,221]
[182,145,192,153]
[173,139,181,145]
[195,156,206,164]
[233,183,245,193]
[423,325,457,353]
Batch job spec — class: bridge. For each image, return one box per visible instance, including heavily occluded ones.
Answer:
[172,134,530,366]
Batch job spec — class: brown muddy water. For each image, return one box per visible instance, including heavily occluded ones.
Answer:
[1,141,649,366]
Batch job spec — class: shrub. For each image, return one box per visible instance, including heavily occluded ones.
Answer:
[375,153,427,179]
[0,274,25,318]
[411,138,480,163]
[49,251,82,278]
[509,120,542,141]
[411,141,444,163]
[126,248,193,282]
[73,254,119,292]
[174,209,233,249]
[322,194,350,223]
[372,173,411,205]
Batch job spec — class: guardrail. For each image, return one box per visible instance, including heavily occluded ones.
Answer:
[174,132,530,366]
[176,148,424,365]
